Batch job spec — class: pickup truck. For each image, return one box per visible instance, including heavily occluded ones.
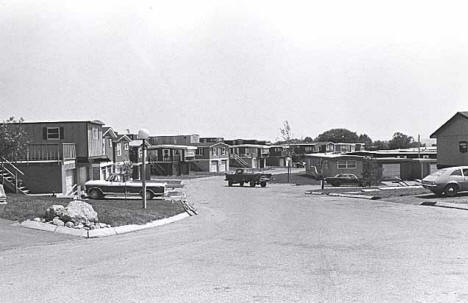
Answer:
[225,169,272,187]
[84,174,167,200]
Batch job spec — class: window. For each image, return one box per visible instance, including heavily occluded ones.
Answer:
[46,127,60,140]
[337,160,357,169]
[451,169,462,176]
[124,143,129,151]
[459,141,468,153]
[116,143,122,156]
[196,148,203,156]
[463,169,468,176]
[337,161,347,169]
[163,149,170,160]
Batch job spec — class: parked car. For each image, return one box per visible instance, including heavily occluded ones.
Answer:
[422,166,468,197]
[84,174,166,200]
[325,174,366,187]
[225,168,272,187]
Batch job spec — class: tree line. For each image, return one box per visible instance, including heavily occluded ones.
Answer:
[279,121,422,150]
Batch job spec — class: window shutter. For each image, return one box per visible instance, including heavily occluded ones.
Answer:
[60,127,64,139]
[43,127,47,140]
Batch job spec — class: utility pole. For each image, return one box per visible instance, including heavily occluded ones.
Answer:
[138,129,150,209]
[418,134,423,179]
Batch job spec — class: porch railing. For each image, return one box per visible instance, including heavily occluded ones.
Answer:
[22,143,76,161]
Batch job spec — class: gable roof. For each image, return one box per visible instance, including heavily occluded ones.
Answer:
[102,127,118,139]
[114,134,132,143]
[430,112,468,138]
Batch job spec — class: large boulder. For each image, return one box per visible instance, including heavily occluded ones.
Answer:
[45,205,68,221]
[66,200,98,224]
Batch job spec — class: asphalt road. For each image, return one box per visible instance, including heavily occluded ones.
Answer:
[1,176,468,302]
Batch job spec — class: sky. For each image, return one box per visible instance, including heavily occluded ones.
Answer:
[1,0,467,142]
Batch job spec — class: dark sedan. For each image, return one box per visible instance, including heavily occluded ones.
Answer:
[325,174,366,187]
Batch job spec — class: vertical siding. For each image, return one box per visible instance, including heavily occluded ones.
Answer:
[22,122,90,158]
[436,117,468,167]
[87,123,103,158]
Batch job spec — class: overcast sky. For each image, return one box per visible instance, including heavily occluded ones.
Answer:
[1,0,467,142]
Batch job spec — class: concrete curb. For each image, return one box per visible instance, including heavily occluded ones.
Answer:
[421,201,468,211]
[20,212,191,238]
[327,193,380,200]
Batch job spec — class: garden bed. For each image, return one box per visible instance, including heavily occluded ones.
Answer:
[0,194,186,226]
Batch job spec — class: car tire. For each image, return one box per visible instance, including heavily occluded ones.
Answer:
[228,181,233,187]
[260,181,267,187]
[88,188,102,200]
[141,190,154,200]
[239,182,244,187]
[250,181,256,187]
[444,184,459,197]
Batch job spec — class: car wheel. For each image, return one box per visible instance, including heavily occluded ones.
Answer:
[444,184,459,197]
[260,181,267,187]
[88,188,102,200]
[140,190,154,200]
[239,182,244,187]
[250,181,256,187]
[228,181,233,187]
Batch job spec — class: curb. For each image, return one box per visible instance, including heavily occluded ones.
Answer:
[20,212,191,238]
[327,193,380,200]
[421,201,468,211]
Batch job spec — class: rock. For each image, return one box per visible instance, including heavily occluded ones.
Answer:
[40,218,46,223]
[74,223,84,229]
[66,200,98,225]
[52,217,65,226]
[33,217,41,222]
[65,221,74,228]
[45,205,67,221]
[98,223,107,228]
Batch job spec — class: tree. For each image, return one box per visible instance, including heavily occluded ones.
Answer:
[388,132,415,149]
[303,136,314,143]
[279,120,293,143]
[358,134,373,146]
[315,128,359,143]
[0,117,28,161]
[370,140,389,150]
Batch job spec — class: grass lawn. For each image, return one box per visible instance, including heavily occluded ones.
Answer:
[0,194,186,226]
[270,173,321,185]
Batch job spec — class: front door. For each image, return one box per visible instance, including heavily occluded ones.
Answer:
[462,168,468,191]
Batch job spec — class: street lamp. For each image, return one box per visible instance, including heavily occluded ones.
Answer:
[138,128,150,209]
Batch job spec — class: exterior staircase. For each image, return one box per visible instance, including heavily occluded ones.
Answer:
[0,157,30,194]
[231,154,249,168]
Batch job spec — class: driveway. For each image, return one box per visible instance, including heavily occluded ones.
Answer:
[1,176,468,302]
